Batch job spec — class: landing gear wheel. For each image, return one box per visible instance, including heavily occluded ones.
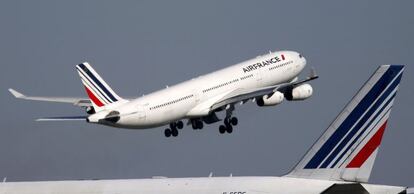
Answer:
[164,129,172,137]
[192,119,203,130]
[171,128,179,137]
[226,125,233,133]
[191,120,198,130]
[176,121,184,129]
[230,117,238,126]
[219,125,226,134]
[196,121,203,129]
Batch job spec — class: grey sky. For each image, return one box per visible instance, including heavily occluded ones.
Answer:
[1,0,413,187]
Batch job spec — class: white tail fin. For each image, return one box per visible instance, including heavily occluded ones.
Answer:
[76,62,123,111]
[286,65,404,183]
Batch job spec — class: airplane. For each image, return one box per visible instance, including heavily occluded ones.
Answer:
[9,50,318,137]
[1,65,407,193]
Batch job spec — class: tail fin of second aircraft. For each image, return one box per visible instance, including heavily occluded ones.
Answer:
[286,65,404,183]
[76,62,124,111]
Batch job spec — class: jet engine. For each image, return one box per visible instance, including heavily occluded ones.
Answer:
[285,84,313,101]
[256,91,284,106]
[85,106,95,114]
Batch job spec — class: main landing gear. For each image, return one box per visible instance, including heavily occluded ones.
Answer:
[191,118,204,130]
[219,116,238,134]
[218,104,237,134]
[164,121,184,137]
[163,105,238,137]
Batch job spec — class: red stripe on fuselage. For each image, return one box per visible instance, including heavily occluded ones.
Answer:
[281,54,285,60]
[84,86,104,107]
[346,120,387,168]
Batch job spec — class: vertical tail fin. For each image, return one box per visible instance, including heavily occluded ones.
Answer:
[76,62,123,111]
[286,65,404,183]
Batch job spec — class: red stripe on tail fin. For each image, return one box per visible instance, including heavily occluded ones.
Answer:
[84,86,104,107]
[346,120,387,168]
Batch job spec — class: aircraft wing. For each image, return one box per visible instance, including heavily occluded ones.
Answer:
[210,68,318,111]
[8,88,92,107]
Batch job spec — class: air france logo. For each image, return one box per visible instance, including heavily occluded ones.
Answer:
[242,55,284,73]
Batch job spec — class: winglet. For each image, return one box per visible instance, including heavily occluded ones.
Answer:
[308,67,319,80]
[8,88,25,98]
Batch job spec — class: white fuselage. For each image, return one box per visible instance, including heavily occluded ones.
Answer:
[0,176,405,194]
[94,51,306,129]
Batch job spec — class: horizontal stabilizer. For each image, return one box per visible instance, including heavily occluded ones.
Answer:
[321,183,368,194]
[36,116,87,121]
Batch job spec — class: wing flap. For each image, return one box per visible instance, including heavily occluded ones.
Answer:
[211,86,277,110]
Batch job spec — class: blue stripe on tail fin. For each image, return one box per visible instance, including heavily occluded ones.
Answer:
[77,63,119,102]
[286,65,404,183]
[304,65,403,169]
[76,62,123,110]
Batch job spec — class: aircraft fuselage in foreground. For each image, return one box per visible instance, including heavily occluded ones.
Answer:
[1,177,405,194]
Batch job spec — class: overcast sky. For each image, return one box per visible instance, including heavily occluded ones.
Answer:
[1,0,413,187]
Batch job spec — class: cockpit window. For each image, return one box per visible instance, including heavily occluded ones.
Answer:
[299,54,303,58]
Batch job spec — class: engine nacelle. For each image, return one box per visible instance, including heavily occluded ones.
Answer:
[85,106,95,114]
[285,84,313,101]
[256,91,284,106]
